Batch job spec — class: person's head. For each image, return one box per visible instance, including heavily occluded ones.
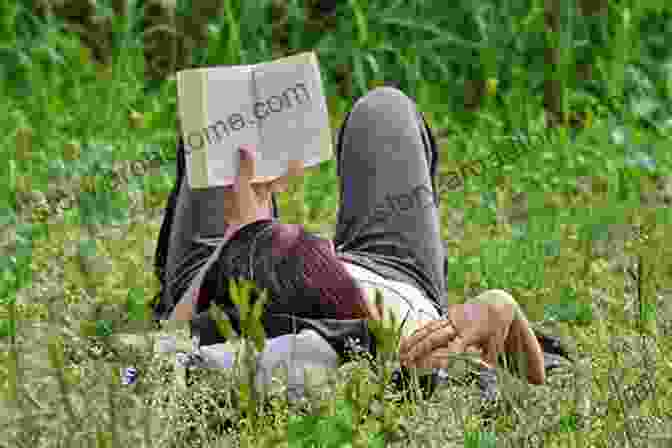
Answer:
[198,219,370,321]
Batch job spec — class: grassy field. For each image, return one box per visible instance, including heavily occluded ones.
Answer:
[1,0,672,446]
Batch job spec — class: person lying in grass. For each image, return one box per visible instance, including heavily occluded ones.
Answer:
[165,87,545,390]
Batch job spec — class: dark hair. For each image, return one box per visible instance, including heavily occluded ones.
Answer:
[198,219,370,321]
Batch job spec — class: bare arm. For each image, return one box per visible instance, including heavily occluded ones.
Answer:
[503,310,545,385]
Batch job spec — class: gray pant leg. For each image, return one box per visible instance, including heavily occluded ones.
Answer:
[333,87,447,312]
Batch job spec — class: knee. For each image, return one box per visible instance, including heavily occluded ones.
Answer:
[355,86,412,104]
[469,289,522,321]
[366,86,409,101]
[469,289,516,306]
[350,86,415,119]
[484,289,517,305]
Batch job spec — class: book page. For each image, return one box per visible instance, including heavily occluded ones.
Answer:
[177,66,259,189]
[204,65,262,187]
[251,52,333,181]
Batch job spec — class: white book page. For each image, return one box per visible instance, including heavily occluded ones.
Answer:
[178,66,259,188]
[251,52,333,180]
[203,66,259,187]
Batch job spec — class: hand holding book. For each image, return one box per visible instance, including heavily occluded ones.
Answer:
[222,144,304,235]
[177,51,332,190]
[171,145,303,322]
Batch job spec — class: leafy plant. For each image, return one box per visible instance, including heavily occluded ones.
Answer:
[464,429,497,448]
[286,399,384,448]
[94,319,113,338]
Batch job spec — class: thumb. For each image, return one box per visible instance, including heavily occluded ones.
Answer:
[270,159,304,194]
[237,145,256,181]
[480,335,500,368]
[231,145,257,223]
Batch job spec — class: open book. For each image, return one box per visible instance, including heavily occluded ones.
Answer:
[177,51,334,189]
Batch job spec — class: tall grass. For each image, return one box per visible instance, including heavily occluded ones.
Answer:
[1,0,672,446]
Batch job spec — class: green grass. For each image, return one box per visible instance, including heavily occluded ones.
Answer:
[1,0,672,446]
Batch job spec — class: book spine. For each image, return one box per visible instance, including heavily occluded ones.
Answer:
[178,70,210,189]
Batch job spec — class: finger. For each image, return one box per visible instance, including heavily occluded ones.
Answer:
[233,146,257,223]
[251,181,273,204]
[269,159,304,194]
[399,319,457,357]
[398,320,440,357]
[399,320,458,364]
[481,335,502,368]
[406,337,488,370]
[269,179,287,194]
[405,346,464,370]
[399,319,447,350]
[286,159,304,177]
[481,327,507,368]
[237,145,256,181]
